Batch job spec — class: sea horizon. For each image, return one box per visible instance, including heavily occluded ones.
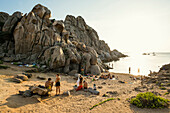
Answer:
[108,52,170,76]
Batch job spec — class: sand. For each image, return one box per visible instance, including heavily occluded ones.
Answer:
[0,62,169,113]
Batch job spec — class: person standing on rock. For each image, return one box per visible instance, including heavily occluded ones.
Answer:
[55,74,61,96]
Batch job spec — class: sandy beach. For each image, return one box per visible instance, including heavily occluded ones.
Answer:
[0,62,169,113]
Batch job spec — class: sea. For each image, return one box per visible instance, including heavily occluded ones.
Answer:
[108,52,170,76]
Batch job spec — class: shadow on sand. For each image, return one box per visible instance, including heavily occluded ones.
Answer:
[1,88,94,109]
[42,88,95,102]
[1,94,39,108]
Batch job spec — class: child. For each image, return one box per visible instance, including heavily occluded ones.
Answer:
[83,80,88,89]
[93,84,96,90]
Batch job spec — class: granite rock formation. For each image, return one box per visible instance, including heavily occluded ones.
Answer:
[0,4,127,75]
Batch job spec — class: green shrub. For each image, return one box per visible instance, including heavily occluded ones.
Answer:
[160,83,164,86]
[0,65,10,69]
[130,92,169,108]
[126,98,130,101]
[90,98,114,110]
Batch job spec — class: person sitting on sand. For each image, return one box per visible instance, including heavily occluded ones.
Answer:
[107,73,111,78]
[45,78,53,91]
[100,74,104,79]
[55,74,61,96]
[76,77,83,91]
[83,80,88,89]
[100,74,109,79]
[104,75,108,79]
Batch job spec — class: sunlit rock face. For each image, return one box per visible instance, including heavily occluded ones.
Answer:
[0,4,126,74]
[64,15,126,62]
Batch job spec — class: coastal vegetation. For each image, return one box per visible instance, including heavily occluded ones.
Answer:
[90,98,114,110]
[130,92,169,108]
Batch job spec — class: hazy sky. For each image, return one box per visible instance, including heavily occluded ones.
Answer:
[1,0,170,52]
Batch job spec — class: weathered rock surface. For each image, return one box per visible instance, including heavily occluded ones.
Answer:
[43,46,65,69]
[90,64,101,75]
[0,12,9,31]
[2,11,22,33]
[16,74,28,81]
[30,86,48,95]
[160,63,170,71]
[68,70,78,76]
[64,15,127,62]
[0,4,127,74]
[146,64,170,88]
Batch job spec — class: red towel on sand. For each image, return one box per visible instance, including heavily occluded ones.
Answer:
[76,85,83,91]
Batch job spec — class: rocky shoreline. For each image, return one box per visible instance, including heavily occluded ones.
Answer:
[0,4,127,75]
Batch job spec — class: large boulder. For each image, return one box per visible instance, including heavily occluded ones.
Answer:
[13,4,58,55]
[90,64,101,75]
[31,4,51,19]
[30,86,48,96]
[68,70,78,76]
[16,74,28,81]
[43,46,65,69]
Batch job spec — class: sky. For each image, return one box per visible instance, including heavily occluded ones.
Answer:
[1,0,170,53]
